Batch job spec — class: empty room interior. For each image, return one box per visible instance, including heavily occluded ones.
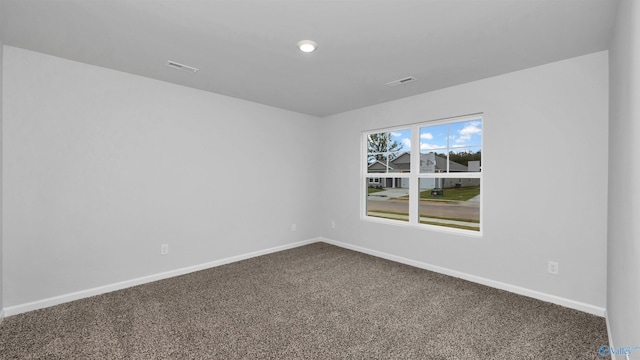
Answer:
[0,0,639,358]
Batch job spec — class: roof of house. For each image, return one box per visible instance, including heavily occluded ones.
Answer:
[367,160,394,172]
[367,152,468,173]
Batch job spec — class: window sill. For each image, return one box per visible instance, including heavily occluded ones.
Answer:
[361,215,483,238]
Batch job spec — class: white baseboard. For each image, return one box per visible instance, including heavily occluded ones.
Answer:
[605,310,616,359]
[603,311,632,360]
[319,237,606,317]
[3,237,606,318]
[3,238,320,317]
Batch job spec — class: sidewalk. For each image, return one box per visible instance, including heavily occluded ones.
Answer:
[367,188,409,200]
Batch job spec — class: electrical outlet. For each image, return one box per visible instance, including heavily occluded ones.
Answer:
[547,261,559,275]
[161,244,169,255]
[291,224,297,232]
[331,220,336,229]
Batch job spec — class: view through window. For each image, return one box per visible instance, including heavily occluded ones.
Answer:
[364,115,482,233]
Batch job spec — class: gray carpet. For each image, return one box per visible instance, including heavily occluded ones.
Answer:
[0,243,609,359]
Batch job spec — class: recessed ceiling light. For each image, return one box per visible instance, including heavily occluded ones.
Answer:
[297,40,317,53]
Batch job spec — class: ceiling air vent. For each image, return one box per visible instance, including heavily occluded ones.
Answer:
[385,76,417,87]
[167,60,199,73]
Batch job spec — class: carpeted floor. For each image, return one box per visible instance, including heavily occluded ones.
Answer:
[0,243,609,359]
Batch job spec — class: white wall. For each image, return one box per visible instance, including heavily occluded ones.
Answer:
[1,44,613,321]
[2,46,322,308]
[321,52,609,311]
[608,0,640,353]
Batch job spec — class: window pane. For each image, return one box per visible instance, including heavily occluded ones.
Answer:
[420,119,482,174]
[366,177,409,222]
[420,124,448,150]
[420,123,448,174]
[418,178,480,231]
[367,153,390,173]
[419,151,448,173]
[388,152,410,173]
[367,132,390,153]
[367,129,411,173]
[449,147,481,172]
[450,120,482,148]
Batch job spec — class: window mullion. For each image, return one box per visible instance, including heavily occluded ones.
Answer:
[409,125,420,225]
[446,124,450,173]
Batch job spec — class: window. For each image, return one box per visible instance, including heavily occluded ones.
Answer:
[365,128,412,222]
[363,115,482,234]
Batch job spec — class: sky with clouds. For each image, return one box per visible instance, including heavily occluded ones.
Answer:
[387,119,482,154]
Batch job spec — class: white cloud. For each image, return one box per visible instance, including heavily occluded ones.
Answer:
[420,133,433,140]
[420,143,441,151]
[391,131,402,137]
[456,121,482,143]
[402,138,411,148]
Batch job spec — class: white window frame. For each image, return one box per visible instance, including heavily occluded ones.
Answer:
[361,114,483,236]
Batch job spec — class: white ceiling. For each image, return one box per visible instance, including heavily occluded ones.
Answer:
[0,0,618,117]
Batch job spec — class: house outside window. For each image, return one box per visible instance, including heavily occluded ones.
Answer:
[363,114,482,234]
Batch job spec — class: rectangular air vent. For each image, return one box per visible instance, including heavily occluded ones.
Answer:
[385,76,417,87]
[167,60,199,73]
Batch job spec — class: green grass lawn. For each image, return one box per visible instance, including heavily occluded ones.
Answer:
[420,186,479,201]
[367,187,385,194]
